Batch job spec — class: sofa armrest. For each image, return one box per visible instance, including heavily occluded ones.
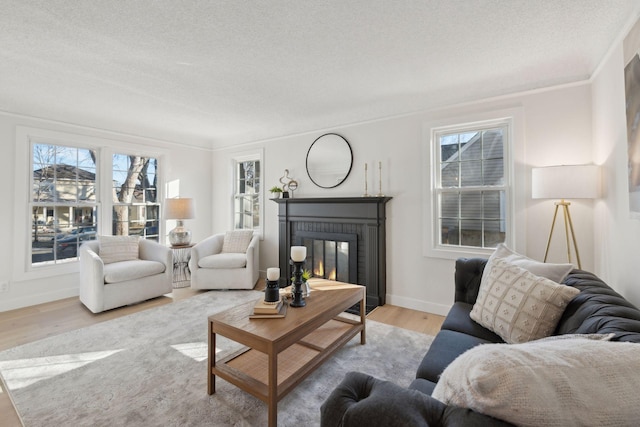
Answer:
[454,258,488,304]
[321,372,513,427]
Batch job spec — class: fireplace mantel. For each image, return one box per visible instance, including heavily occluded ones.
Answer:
[273,196,392,308]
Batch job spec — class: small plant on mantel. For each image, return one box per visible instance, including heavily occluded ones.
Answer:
[269,186,283,198]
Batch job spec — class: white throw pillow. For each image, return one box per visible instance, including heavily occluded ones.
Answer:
[470,258,579,343]
[99,235,140,264]
[432,337,640,427]
[221,230,254,253]
[483,243,573,283]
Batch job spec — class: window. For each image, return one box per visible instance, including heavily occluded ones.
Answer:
[31,143,98,264]
[432,121,510,252]
[233,158,261,231]
[112,154,160,240]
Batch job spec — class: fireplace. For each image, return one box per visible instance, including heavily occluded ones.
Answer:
[273,196,391,308]
[295,231,357,283]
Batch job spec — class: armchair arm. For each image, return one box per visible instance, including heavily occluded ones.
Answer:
[246,234,259,273]
[454,258,488,304]
[139,239,172,266]
[189,234,224,272]
[79,244,105,313]
[321,372,513,427]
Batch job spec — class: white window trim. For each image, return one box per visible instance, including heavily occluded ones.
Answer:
[230,149,264,239]
[13,126,167,281]
[422,107,525,260]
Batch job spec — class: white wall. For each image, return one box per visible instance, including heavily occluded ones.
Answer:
[0,112,213,311]
[212,83,595,315]
[592,29,640,306]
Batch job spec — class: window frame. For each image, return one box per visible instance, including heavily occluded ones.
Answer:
[231,150,264,238]
[14,126,167,281]
[423,109,522,260]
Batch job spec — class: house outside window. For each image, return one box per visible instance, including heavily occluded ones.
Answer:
[432,121,510,252]
[112,154,160,240]
[233,158,261,230]
[31,143,98,264]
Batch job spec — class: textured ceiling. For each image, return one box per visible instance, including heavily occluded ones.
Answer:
[1,1,639,149]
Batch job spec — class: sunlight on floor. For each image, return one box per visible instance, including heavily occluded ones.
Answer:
[0,349,123,390]
[170,342,220,362]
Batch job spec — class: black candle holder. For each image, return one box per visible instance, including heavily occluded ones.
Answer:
[290,259,306,307]
[264,279,280,303]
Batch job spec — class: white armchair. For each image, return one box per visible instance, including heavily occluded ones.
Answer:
[189,231,259,290]
[79,237,173,313]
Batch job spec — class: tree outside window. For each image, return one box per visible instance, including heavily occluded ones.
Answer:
[112,154,159,240]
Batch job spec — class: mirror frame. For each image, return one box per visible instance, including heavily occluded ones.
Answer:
[306,133,353,189]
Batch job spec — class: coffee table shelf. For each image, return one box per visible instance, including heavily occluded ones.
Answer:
[208,280,365,427]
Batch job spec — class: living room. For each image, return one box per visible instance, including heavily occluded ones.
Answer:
[2,1,640,425]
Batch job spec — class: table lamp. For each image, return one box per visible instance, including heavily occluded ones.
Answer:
[164,198,195,246]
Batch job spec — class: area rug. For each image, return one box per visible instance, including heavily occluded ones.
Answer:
[0,290,433,426]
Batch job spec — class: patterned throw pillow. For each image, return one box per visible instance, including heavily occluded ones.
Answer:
[221,230,254,253]
[98,235,140,264]
[470,258,580,344]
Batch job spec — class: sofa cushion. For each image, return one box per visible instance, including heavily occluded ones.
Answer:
[471,258,579,343]
[415,330,494,383]
[221,230,253,253]
[103,260,165,284]
[409,378,436,396]
[441,302,504,343]
[483,243,573,284]
[99,235,139,264]
[432,336,640,427]
[199,253,247,269]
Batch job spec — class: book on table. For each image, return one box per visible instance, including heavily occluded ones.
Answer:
[249,302,287,319]
[250,298,286,318]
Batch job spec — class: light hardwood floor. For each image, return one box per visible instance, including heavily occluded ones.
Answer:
[0,283,444,426]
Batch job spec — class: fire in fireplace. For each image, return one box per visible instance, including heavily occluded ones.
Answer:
[296,231,357,284]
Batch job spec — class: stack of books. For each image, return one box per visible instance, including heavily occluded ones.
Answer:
[249,298,287,319]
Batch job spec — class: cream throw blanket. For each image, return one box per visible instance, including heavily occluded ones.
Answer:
[432,335,640,427]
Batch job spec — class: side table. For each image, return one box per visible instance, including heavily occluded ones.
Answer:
[170,244,194,288]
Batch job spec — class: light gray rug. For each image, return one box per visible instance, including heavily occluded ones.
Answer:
[0,290,433,426]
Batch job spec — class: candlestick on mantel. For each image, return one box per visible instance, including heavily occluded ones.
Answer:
[362,162,370,197]
[376,161,385,197]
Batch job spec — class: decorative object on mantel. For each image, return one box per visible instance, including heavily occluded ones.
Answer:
[279,169,297,198]
[362,163,370,197]
[532,164,600,269]
[269,186,283,198]
[164,197,195,246]
[306,133,353,188]
[376,161,385,197]
[290,246,307,307]
[264,267,280,303]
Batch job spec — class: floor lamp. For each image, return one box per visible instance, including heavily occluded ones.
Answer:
[531,165,600,269]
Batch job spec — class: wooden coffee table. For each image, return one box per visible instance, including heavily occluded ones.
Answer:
[207,279,366,427]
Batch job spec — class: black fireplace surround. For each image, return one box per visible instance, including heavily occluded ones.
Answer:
[273,197,391,309]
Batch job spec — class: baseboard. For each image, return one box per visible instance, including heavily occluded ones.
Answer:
[0,287,79,312]
[385,294,451,317]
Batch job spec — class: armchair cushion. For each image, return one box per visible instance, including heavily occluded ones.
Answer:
[199,253,247,269]
[99,235,140,264]
[221,230,253,253]
[103,259,166,284]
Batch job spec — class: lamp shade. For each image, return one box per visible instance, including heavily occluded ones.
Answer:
[164,198,195,219]
[531,165,600,200]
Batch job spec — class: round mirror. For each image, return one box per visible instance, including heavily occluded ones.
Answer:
[306,133,353,188]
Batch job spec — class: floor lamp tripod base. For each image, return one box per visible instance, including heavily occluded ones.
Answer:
[543,200,581,269]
